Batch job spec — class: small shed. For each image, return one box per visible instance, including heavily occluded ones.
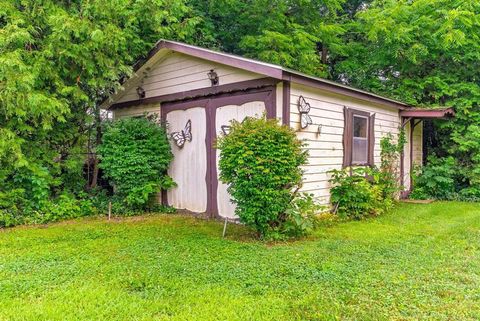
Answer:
[102,40,453,218]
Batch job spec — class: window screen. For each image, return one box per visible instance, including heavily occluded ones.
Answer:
[352,116,368,164]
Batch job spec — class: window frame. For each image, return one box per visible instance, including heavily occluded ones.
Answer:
[351,114,369,166]
[343,107,375,167]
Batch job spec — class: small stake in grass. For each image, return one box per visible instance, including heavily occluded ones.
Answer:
[108,201,112,221]
[222,218,228,238]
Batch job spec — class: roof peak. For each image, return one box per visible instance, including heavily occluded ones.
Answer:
[105,39,412,110]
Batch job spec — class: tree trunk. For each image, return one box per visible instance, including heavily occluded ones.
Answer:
[89,105,102,189]
[321,46,328,65]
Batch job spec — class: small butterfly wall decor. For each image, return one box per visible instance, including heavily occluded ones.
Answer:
[220,117,250,136]
[220,125,232,135]
[171,119,192,148]
[298,95,313,129]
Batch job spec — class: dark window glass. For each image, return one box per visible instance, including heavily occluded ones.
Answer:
[353,116,367,138]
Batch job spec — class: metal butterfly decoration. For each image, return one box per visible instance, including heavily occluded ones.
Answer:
[171,119,192,148]
[220,125,232,135]
[298,95,313,129]
[220,117,250,136]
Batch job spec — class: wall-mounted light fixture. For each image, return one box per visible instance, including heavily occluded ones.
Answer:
[207,69,219,86]
[136,86,146,99]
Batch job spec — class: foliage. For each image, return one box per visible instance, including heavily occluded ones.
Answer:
[98,117,174,210]
[282,192,325,238]
[0,0,200,223]
[410,156,458,200]
[379,131,406,198]
[336,0,480,196]
[329,167,385,219]
[187,0,347,77]
[1,202,479,320]
[86,187,176,218]
[0,192,94,228]
[216,117,309,237]
[329,132,404,219]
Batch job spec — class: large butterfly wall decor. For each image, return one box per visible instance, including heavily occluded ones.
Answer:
[171,119,192,148]
[298,95,313,129]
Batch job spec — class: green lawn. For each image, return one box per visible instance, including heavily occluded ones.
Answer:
[1,202,479,320]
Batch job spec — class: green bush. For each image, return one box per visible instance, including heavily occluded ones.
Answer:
[0,191,95,228]
[216,117,310,238]
[0,189,26,227]
[282,192,324,238]
[0,165,96,228]
[98,117,175,211]
[410,156,457,200]
[458,187,480,202]
[329,167,387,219]
[329,133,403,220]
[380,132,405,199]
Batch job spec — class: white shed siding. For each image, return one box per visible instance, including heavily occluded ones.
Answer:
[402,121,423,191]
[290,83,402,204]
[276,82,284,123]
[113,103,160,119]
[116,52,263,104]
[413,123,423,166]
[403,122,412,191]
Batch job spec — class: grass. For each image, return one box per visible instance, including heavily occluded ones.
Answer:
[1,202,479,320]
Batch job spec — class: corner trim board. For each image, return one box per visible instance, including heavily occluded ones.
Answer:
[282,81,291,126]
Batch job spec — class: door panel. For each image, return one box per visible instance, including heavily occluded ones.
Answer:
[166,107,208,212]
[215,101,266,218]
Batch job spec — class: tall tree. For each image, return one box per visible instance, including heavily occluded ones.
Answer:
[335,0,480,194]
[0,0,201,200]
[188,0,347,77]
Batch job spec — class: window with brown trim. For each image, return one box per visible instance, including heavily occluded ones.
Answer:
[343,107,375,167]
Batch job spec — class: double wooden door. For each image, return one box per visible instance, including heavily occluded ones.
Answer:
[162,88,275,218]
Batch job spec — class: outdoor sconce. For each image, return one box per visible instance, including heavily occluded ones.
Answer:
[208,69,219,86]
[136,86,146,99]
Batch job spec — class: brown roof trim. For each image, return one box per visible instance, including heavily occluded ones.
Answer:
[110,77,280,110]
[400,108,455,119]
[136,40,283,78]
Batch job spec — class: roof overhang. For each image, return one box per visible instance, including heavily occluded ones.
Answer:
[400,108,455,119]
[103,40,413,110]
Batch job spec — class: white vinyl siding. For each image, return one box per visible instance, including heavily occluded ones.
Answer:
[412,123,423,166]
[115,52,263,104]
[290,83,403,205]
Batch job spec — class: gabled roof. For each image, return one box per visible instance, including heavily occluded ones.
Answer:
[105,39,412,110]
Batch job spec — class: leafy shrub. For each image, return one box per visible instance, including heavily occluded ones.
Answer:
[0,189,26,227]
[458,187,480,202]
[329,133,403,220]
[329,167,386,219]
[26,194,94,224]
[0,166,96,227]
[216,117,310,238]
[282,193,324,238]
[410,156,457,200]
[0,191,94,228]
[98,117,175,211]
[380,132,405,198]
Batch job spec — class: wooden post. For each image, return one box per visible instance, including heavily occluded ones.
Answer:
[222,218,228,238]
[108,201,112,221]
